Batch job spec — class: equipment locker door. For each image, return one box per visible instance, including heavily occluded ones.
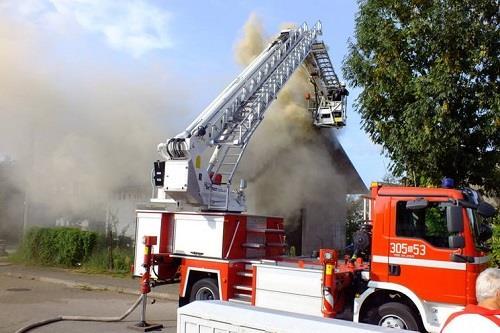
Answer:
[387,198,466,305]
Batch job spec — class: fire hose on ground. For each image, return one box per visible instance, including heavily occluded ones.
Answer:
[15,294,144,333]
[15,236,162,333]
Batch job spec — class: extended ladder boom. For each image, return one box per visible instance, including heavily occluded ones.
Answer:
[154,21,346,211]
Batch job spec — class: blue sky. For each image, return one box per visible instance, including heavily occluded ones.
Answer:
[1,0,391,185]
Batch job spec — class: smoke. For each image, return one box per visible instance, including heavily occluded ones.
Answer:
[234,13,266,66]
[235,14,348,250]
[0,10,353,250]
[0,14,184,233]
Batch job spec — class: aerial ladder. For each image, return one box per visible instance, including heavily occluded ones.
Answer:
[153,21,346,212]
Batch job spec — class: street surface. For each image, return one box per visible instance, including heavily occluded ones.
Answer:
[0,275,178,333]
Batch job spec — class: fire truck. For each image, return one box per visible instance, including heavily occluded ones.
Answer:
[133,21,496,332]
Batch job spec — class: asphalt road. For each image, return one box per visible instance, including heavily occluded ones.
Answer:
[0,275,178,333]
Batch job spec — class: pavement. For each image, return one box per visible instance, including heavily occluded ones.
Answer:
[0,275,178,333]
[0,259,179,301]
[0,257,180,333]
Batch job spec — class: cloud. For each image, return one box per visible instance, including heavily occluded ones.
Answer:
[1,0,173,57]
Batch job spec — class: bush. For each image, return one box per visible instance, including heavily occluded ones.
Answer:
[16,227,97,267]
[81,233,134,274]
[12,227,135,276]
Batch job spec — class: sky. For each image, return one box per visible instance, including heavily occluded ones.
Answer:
[0,0,390,186]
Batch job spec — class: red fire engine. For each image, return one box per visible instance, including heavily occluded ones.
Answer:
[133,22,496,332]
[135,183,495,332]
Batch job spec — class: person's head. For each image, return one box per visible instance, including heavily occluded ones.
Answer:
[476,267,500,308]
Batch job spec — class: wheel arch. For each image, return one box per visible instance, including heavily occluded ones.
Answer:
[356,281,431,332]
[181,267,222,300]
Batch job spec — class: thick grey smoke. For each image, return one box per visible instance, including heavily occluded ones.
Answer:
[0,15,185,234]
[0,11,352,251]
[235,14,348,250]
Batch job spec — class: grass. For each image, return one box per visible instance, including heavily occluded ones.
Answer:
[79,246,134,278]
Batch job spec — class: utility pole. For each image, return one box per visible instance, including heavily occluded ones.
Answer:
[22,190,29,235]
[22,128,35,235]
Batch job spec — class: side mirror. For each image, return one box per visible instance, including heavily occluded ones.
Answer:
[406,199,428,210]
[478,202,496,218]
[447,206,464,233]
[448,235,465,249]
[478,223,493,243]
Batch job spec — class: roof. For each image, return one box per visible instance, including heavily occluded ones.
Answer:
[326,132,368,194]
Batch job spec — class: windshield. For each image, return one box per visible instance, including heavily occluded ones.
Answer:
[467,208,480,249]
[466,208,491,250]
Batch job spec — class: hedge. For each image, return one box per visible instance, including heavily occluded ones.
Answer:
[17,227,97,267]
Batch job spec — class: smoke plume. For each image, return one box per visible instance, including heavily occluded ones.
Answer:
[235,14,348,251]
[0,10,354,251]
[0,14,184,236]
[234,13,267,66]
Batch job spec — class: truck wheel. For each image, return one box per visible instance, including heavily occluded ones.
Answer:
[376,302,420,331]
[189,278,220,302]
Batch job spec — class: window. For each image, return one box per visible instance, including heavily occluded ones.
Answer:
[396,201,450,248]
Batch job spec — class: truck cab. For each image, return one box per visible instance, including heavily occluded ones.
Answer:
[355,182,494,332]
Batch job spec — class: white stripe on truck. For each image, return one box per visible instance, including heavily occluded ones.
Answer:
[372,255,466,270]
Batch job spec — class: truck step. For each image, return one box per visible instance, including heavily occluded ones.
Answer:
[228,297,251,305]
[247,228,285,234]
[242,243,265,249]
[233,293,251,299]
[233,284,253,291]
[237,271,253,277]
[266,242,287,247]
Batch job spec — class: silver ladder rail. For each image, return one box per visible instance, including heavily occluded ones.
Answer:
[206,22,323,210]
[156,20,345,211]
[309,41,341,91]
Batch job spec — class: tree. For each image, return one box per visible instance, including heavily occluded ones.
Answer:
[490,215,500,266]
[346,195,364,244]
[343,0,499,195]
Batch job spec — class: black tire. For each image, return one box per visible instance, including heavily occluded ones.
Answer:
[189,278,220,302]
[178,295,188,307]
[375,302,421,331]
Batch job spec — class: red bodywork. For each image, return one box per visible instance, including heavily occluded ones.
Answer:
[369,184,488,305]
[140,236,157,294]
[143,183,489,320]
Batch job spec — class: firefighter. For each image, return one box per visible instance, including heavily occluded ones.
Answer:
[332,82,349,101]
[338,82,349,97]
[441,267,500,332]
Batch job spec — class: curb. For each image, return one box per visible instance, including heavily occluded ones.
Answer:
[0,271,179,301]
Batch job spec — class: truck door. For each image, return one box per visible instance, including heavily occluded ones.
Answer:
[387,199,466,305]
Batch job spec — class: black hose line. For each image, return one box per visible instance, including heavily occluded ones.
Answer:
[15,294,144,333]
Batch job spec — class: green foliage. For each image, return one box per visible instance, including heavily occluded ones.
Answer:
[81,233,134,274]
[489,215,500,266]
[12,227,134,275]
[424,206,448,237]
[16,227,97,266]
[343,0,499,195]
[346,195,364,244]
[82,246,133,275]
